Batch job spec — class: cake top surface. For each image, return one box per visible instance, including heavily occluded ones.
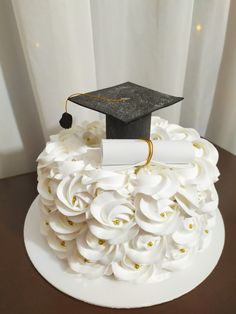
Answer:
[69,82,183,124]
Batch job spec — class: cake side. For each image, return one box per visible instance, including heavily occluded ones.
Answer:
[37,117,220,283]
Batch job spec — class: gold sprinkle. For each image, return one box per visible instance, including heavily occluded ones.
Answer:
[134,264,140,269]
[204,229,209,234]
[60,241,66,247]
[95,188,102,197]
[113,219,120,225]
[67,220,74,226]
[48,186,52,194]
[147,241,153,247]
[98,239,105,245]
[160,212,166,218]
[72,196,76,205]
[45,221,49,226]
[193,143,200,148]
[188,223,193,229]
[179,248,186,253]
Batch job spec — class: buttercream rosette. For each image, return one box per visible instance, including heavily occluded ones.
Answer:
[37,117,220,282]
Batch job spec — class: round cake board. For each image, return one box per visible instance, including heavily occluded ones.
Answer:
[24,196,225,308]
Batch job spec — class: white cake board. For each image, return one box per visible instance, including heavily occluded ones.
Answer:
[24,196,225,308]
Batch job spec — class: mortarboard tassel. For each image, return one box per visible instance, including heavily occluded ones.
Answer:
[59,97,73,129]
[59,112,72,129]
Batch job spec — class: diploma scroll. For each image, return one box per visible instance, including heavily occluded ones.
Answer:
[102,140,195,165]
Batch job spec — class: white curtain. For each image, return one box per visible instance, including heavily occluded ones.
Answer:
[0,0,235,178]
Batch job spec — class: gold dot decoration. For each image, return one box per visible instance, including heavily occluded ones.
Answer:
[134,264,140,270]
[179,248,186,253]
[160,212,166,218]
[112,219,120,225]
[147,241,153,247]
[48,186,52,194]
[193,142,201,149]
[72,195,76,205]
[188,223,193,230]
[67,220,74,226]
[45,221,49,226]
[204,229,209,234]
[98,239,105,245]
[60,241,66,247]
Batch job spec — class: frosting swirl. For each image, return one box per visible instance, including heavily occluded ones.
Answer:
[56,175,92,218]
[89,191,139,244]
[135,195,180,235]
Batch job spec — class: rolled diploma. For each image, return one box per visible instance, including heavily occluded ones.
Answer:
[102,140,195,165]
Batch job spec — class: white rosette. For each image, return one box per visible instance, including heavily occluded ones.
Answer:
[46,229,74,259]
[112,256,170,283]
[39,196,56,215]
[174,158,220,189]
[197,214,216,251]
[151,128,169,141]
[48,211,86,241]
[163,237,196,271]
[172,217,201,248]
[45,148,101,180]
[47,160,85,180]
[197,185,219,214]
[37,141,68,170]
[67,245,107,279]
[37,126,86,169]
[135,195,180,235]
[81,169,127,192]
[176,185,218,217]
[76,231,120,271]
[81,121,105,147]
[37,176,59,203]
[166,124,200,141]
[133,168,178,200]
[193,138,219,165]
[124,232,166,265]
[56,176,92,218]
[150,115,169,142]
[151,116,169,129]
[88,191,139,244]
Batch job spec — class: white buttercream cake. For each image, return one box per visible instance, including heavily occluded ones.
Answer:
[37,117,220,283]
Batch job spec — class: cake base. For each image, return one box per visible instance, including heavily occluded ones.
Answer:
[23,196,225,308]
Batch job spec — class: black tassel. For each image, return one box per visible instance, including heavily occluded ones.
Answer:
[59,112,72,129]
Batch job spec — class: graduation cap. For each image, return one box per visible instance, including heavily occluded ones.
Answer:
[60,82,183,139]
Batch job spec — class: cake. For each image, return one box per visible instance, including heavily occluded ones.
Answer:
[37,116,220,283]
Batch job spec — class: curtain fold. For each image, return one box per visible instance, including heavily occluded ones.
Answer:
[91,0,194,123]
[180,0,230,135]
[9,0,235,155]
[12,0,98,139]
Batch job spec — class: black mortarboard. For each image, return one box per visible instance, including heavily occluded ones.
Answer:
[68,82,183,139]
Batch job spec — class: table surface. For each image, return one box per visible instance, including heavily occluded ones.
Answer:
[0,146,235,314]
